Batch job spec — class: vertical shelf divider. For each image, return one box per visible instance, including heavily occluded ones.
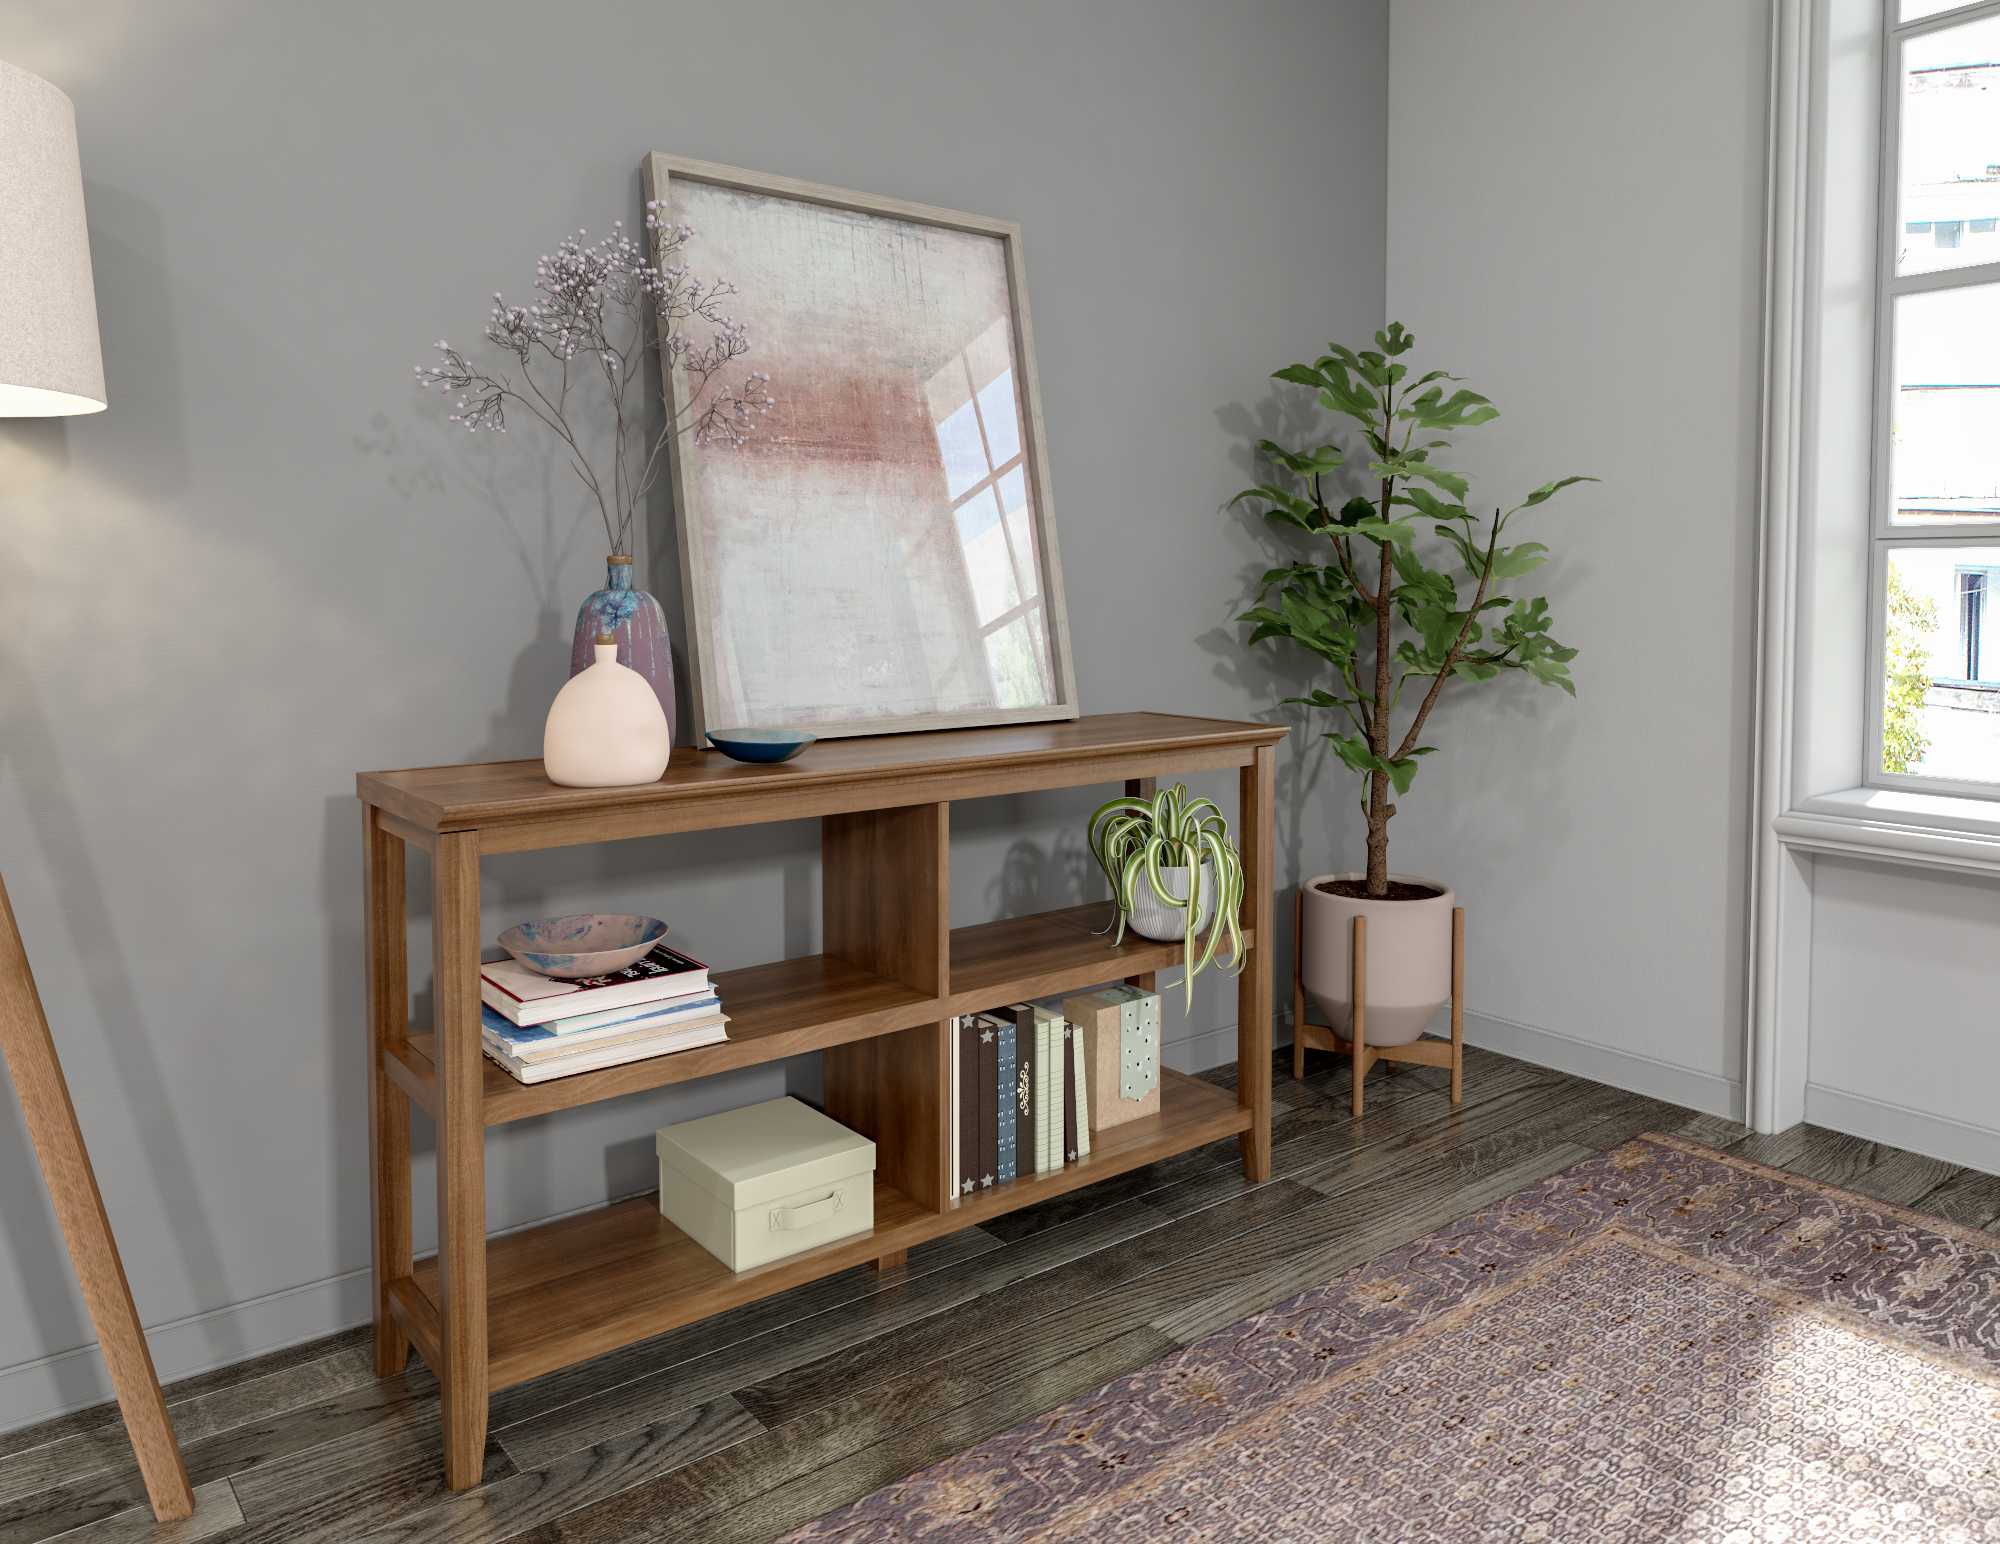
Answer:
[820,802,952,1217]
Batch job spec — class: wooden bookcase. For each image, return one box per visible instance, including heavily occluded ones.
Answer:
[357,712,1282,1489]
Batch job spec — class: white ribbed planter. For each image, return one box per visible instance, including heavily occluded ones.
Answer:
[1123,862,1216,942]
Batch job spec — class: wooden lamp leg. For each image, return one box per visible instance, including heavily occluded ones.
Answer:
[1450,906,1465,1106]
[0,877,193,1522]
[1290,891,1306,1083]
[1350,913,1367,1118]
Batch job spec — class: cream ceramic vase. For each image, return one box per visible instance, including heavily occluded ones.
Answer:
[543,637,671,788]
[1300,872,1456,1047]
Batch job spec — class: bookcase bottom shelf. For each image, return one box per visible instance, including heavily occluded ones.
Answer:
[403,1067,1249,1389]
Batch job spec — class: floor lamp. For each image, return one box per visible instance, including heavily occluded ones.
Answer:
[0,59,194,1523]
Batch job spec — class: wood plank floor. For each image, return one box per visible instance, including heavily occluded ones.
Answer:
[10,1045,1997,1543]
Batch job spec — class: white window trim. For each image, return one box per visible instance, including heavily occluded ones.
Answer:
[1747,0,2000,1137]
[1862,0,2000,799]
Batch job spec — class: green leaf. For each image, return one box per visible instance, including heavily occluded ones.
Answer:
[1435,523,1484,571]
[1348,517,1417,549]
[1272,363,1327,389]
[1398,385,1499,430]
[1326,733,1380,777]
[1394,486,1469,524]
[1256,438,1344,477]
[1487,541,1550,579]
[1404,461,1470,499]
[1507,474,1597,515]
[1376,322,1416,357]
[1392,544,1456,607]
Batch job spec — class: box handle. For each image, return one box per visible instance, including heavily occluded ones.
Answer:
[769,1190,842,1233]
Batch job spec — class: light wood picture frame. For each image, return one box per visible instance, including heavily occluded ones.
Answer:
[642,153,1079,741]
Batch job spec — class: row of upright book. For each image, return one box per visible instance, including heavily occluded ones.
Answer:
[479,945,728,1084]
[950,985,1162,1199]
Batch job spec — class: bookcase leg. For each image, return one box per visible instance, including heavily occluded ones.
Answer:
[1123,779,1159,997]
[1236,746,1274,1182]
[874,1249,908,1272]
[431,832,489,1491]
[364,807,412,1377]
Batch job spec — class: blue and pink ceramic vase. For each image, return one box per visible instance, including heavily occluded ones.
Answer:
[570,554,675,743]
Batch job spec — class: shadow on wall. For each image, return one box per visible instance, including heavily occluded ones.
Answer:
[1200,386,1356,1006]
[0,421,240,1398]
[986,827,1093,919]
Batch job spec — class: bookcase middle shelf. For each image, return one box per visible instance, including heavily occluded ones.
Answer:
[383,901,1257,1128]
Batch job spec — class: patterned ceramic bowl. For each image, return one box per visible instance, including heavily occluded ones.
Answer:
[497,913,668,979]
[706,727,817,764]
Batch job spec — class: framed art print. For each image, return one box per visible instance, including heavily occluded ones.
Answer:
[643,152,1079,740]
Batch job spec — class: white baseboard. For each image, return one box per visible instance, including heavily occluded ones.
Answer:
[0,1265,375,1435]
[1462,1010,1744,1121]
[0,1182,660,1435]
[0,1008,1742,1435]
[1804,1083,2000,1176]
[1164,1021,1247,1076]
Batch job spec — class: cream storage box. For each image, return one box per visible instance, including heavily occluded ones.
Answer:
[655,1097,876,1271]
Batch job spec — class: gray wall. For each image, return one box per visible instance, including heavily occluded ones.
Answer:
[0,0,1387,1421]
[1386,0,1771,1115]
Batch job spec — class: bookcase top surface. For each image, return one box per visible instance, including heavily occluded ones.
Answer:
[358,711,1286,840]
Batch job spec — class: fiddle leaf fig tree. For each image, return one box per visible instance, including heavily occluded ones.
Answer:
[1230,323,1593,899]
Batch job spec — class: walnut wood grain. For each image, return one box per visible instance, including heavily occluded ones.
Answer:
[364,808,413,1376]
[1236,744,1274,1178]
[946,903,1255,1017]
[821,803,947,996]
[406,1071,1243,1391]
[1121,776,1159,995]
[357,713,1283,1495]
[386,907,1248,1130]
[824,1023,950,1214]
[358,713,1285,850]
[430,832,487,1489]
[0,877,194,1523]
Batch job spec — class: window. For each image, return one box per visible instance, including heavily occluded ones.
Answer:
[1872,1,2000,789]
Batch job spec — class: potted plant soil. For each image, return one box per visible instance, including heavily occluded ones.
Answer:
[1232,323,1590,1051]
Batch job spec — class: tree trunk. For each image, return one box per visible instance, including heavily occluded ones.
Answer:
[1365,767,1392,893]
[1366,521,1394,897]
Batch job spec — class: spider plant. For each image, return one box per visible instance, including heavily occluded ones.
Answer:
[1086,783,1245,1008]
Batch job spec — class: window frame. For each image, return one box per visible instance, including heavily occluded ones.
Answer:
[1865,0,2000,795]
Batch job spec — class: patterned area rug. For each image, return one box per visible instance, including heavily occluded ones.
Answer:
[783,1135,2000,1542]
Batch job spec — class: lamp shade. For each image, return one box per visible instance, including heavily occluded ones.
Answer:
[0,59,104,416]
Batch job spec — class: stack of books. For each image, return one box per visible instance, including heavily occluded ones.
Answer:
[479,945,728,1084]
[948,998,1091,1200]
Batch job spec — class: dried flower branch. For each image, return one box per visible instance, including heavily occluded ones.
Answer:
[414,206,774,554]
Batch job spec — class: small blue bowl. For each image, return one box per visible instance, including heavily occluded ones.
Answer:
[498,913,668,979]
[707,726,817,764]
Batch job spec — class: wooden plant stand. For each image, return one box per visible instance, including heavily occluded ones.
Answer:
[0,877,193,1522]
[357,712,1282,1490]
[1290,895,1465,1117]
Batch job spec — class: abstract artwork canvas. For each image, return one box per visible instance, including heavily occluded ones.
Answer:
[643,154,1077,740]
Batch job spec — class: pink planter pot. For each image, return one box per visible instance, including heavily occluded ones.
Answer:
[1299,872,1457,1047]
